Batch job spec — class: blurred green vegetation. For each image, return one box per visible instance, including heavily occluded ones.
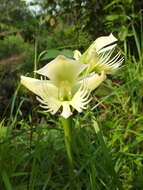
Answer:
[0,0,143,189]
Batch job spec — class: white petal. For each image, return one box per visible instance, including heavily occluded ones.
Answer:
[36,55,86,86]
[73,50,82,60]
[21,76,58,97]
[81,72,106,91]
[98,44,117,54]
[21,76,62,114]
[61,102,72,118]
[94,33,117,54]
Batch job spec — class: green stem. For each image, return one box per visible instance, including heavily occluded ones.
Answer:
[61,116,73,171]
[34,39,38,78]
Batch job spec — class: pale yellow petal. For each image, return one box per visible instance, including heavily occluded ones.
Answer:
[36,55,86,86]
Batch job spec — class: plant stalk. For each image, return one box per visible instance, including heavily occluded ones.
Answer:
[61,116,73,171]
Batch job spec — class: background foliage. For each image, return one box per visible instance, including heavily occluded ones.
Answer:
[0,0,143,189]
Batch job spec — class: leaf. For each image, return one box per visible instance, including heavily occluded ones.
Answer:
[104,0,120,10]
[106,14,121,21]
[2,171,12,190]
[41,49,61,60]
[60,49,73,58]
[41,49,73,60]
[118,26,128,41]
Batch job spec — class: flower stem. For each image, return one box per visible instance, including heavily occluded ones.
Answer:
[61,116,73,172]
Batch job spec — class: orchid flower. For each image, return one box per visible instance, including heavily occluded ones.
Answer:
[74,34,123,74]
[21,55,105,118]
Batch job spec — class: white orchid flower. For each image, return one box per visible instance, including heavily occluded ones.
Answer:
[21,55,105,118]
[74,34,123,74]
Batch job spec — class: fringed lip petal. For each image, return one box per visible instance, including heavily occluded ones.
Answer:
[37,96,61,115]
[20,75,93,118]
[96,49,124,74]
[70,84,92,113]
[35,55,87,86]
